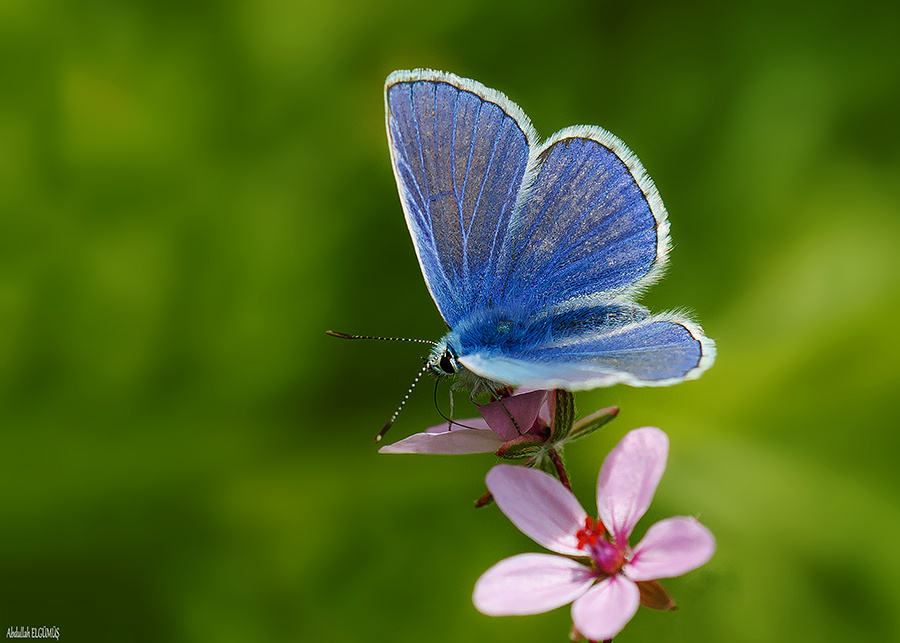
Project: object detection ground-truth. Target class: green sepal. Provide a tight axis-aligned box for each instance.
[496,436,545,460]
[567,406,619,441]
[532,452,557,477]
[550,389,575,442]
[474,491,494,508]
[638,579,677,611]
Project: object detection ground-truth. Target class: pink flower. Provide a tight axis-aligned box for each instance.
[378,390,550,455]
[473,427,715,641]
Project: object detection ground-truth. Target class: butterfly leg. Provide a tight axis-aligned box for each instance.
[481,381,524,435]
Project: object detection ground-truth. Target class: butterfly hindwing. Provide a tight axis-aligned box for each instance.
[459,311,714,390]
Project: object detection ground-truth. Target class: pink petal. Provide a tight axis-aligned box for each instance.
[486,465,587,556]
[424,417,490,434]
[571,574,640,641]
[473,553,595,616]
[378,428,504,454]
[538,390,552,425]
[596,427,668,543]
[478,390,547,440]
[624,516,716,581]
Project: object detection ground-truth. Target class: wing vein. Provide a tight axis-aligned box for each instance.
[486,120,524,302]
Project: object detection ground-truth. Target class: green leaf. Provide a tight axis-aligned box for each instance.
[567,406,619,441]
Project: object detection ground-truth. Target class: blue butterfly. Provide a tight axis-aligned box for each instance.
[384,69,715,394]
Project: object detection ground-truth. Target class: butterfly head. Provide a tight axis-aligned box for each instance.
[426,340,461,379]
[425,332,509,398]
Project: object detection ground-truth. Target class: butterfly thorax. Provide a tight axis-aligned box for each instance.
[427,307,542,384]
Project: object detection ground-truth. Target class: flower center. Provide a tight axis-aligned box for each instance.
[575,516,625,574]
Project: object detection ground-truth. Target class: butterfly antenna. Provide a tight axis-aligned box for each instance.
[326,330,437,346]
[376,361,431,443]
[327,330,440,442]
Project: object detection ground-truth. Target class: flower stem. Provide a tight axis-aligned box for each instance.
[548,448,571,491]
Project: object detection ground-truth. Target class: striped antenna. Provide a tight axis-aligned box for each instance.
[326,330,437,346]
[376,361,431,443]
[326,330,439,442]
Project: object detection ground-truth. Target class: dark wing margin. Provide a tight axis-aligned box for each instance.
[385,70,536,327]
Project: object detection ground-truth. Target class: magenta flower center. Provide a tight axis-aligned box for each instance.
[575,516,626,575]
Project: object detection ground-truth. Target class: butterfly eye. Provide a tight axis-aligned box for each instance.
[439,353,456,374]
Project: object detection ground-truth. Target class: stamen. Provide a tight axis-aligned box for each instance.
[575,516,606,550]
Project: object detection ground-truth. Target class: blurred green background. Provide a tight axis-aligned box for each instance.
[2,0,899,641]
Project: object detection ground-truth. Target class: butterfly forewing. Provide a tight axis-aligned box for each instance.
[493,128,669,315]
[385,71,534,327]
